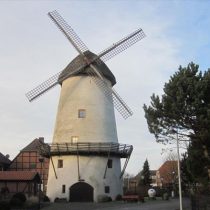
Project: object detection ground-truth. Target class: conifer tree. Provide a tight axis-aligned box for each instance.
[140,159,151,186]
[143,62,210,184]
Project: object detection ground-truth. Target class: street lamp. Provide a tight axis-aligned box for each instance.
[38,157,44,209]
[171,171,175,198]
[176,130,183,210]
[167,129,183,210]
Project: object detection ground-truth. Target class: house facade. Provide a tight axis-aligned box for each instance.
[0,171,41,197]
[8,137,49,194]
[150,170,157,187]
[156,161,177,188]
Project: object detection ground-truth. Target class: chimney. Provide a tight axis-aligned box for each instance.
[39,137,44,143]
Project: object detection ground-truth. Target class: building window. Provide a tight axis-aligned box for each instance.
[71,136,78,144]
[78,109,86,118]
[107,159,112,168]
[29,163,36,169]
[58,159,63,168]
[105,186,110,193]
[62,185,66,193]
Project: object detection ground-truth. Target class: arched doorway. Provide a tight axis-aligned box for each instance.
[69,182,94,202]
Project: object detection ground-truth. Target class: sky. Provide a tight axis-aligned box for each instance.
[0,0,210,176]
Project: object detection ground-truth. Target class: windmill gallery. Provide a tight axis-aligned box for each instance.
[26,10,145,202]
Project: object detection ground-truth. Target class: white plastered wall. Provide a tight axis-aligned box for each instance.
[52,75,118,143]
[47,156,122,202]
[47,75,122,202]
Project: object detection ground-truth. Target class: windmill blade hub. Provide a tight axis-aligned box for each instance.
[58,51,116,86]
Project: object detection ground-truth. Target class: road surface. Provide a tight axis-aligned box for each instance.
[42,198,191,210]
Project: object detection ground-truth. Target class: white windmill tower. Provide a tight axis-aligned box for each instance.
[26,10,145,202]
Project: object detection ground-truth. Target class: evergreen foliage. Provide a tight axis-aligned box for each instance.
[143,62,210,185]
[140,159,151,186]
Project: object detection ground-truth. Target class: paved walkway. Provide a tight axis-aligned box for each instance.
[42,198,191,210]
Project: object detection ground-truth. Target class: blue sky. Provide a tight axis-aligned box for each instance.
[0,0,210,175]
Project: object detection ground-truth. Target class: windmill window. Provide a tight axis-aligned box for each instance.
[78,109,86,118]
[107,159,113,168]
[58,159,63,168]
[71,136,78,144]
[62,185,66,193]
[105,186,110,193]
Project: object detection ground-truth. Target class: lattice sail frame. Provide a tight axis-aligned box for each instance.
[26,10,146,119]
[86,68,133,119]
[48,10,88,54]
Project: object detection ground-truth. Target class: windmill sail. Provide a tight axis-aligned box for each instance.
[26,10,145,119]
[48,10,88,54]
[86,67,133,119]
[26,62,87,102]
[99,28,145,63]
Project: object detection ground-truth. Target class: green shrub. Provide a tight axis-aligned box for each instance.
[54,197,59,203]
[115,194,122,201]
[0,187,9,199]
[0,187,9,194]
[43,195,50,202]
[12,192,26,203]
[107,196,112,202]
[10,197,23,207]
[97,195,112,202]
[54,197,67,203]
[162,192,169,200]
[24,200,40,208]
[0,201,10,210]
[10,192,26,207]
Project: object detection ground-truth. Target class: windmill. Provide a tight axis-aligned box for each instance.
[26,10,145,202]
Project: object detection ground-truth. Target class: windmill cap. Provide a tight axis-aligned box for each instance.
[58,51,116,86]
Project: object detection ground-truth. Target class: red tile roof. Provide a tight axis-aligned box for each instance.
[158,160,177,171]
[157,161,177,184]
[0,171,40,181]
[21,137,45,152]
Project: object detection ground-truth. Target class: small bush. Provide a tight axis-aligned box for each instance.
[12,192,26,203]
[0,201,10,210]
[162,192,169,200]
[115,194,122,201]
[97,194,112,202]
[10,197,23,207]
[0,187,9,199]
[54,197,67,203]
[107,196,112,202]
[54,197,59,203]
[43,195,50,202]
[0,187,9,194]
[24,200,40,208]
[27,195,38,203]
[10,192,26,207]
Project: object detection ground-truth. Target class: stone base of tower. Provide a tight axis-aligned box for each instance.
[46,156,123,202]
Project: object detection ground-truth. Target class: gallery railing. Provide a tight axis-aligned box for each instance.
[38,142,133,158]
